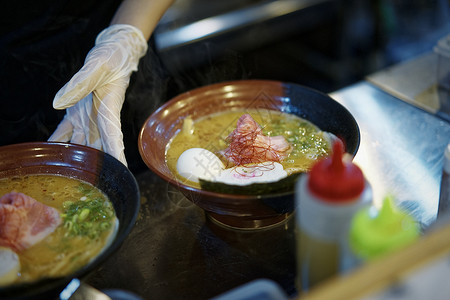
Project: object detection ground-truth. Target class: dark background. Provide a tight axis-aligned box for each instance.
[154,0,450,94]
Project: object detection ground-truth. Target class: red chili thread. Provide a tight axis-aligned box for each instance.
[232,161,277,177]
[220,114,291,171]
[224,130,283,169]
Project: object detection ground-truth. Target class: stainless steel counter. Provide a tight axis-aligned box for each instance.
[85,77,450,299]
[331,82,450,227]
[367,51,450,122]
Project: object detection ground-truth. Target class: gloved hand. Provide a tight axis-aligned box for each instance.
[48,24,148,166]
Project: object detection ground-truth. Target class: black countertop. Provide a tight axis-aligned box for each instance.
[86,168,297,299]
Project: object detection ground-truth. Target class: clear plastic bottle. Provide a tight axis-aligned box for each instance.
[295,140,372,291]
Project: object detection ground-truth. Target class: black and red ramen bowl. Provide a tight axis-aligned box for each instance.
[138,80,359,230]
[0,142,140,300]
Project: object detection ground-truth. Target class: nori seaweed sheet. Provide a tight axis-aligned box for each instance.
[198,173,301,195]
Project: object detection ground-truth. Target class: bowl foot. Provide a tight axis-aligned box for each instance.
[206,212,292,230]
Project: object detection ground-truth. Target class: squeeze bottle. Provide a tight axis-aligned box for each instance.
[348,194,420,266]
[295,140,372,291]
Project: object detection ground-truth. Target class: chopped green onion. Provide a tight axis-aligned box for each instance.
[61,185,115,239]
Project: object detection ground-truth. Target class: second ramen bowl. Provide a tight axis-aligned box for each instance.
[138,80,360,230]
[0,142,140,299]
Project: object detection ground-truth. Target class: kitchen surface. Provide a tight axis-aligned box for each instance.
[85,66,450,300]
[83,1,450,298]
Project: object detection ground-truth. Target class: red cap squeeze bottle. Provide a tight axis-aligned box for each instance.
[308,140,365,202]
[295,139,372,291]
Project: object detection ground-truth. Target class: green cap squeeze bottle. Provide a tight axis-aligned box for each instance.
[349,195,420,263]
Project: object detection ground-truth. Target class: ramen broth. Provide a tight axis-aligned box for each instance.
[0,175,117,284]
[166,109,332,187]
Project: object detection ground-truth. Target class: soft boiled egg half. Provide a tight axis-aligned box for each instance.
[176,148,225,183]
[176,148,288,185]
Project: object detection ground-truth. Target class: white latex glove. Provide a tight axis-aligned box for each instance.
[48,24,148,166]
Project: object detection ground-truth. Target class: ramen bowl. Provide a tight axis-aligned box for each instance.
[0,142,140,300]
[138,80,359,230]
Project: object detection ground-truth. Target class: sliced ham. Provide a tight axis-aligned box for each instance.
[220,114,292,166]
[0,192,61,252]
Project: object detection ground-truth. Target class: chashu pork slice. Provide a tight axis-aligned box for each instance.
[0,192,61,252]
